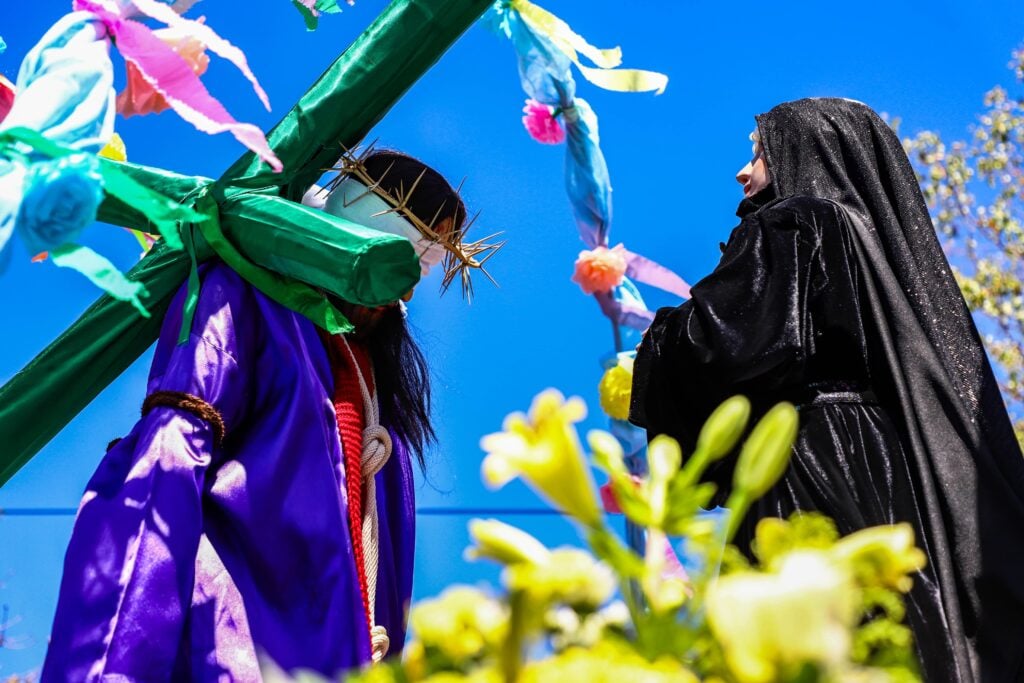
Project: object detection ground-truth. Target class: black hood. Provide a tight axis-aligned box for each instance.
[756,98,1013,443]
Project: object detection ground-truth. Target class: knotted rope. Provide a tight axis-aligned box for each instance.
[339,336,393,663]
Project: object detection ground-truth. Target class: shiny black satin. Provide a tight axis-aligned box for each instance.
[631,98,1024,682]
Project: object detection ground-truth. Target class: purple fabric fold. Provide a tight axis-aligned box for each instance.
[42,262,416,682]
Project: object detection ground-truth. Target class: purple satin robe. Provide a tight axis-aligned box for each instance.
[41,263,416,682]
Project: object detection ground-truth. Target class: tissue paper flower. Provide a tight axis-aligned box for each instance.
[16,154,103,256]
[572,244,628,295]
[522,99,565,144]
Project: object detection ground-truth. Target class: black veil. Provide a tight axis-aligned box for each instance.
[756,98,1024,680]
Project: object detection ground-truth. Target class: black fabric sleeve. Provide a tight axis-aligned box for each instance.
[629,199,828,450]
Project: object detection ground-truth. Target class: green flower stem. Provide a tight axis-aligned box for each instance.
[501,590,528,683]
[585,526,645,629]
[676,445,712,489]
[722,490,751,544]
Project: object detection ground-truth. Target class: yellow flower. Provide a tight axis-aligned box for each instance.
[422,670,502,683]
[505,547,615,609]
[520,640,698,683]
[829,523,927,593]
[409,586,508,665]
[481,390,603,526]
[751,513,841,569]
[598,355,634,420]
[707,551,858,683]
[466,519,550,566]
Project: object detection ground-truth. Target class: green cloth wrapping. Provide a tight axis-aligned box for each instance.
[218,190,420,307]
[0,0,492,487]
[95,160,209,237]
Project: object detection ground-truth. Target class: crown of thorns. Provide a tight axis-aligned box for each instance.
[326,143,504,300]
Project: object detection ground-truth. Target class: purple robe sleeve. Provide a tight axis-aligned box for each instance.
[43,264,257,683]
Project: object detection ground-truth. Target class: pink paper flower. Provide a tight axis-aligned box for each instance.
[572,244,629,295]
[117,27,210,117]
[522,99,565,144]
[0,75,15,124]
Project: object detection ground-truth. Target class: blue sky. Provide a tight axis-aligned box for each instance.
[2,0,1024,675]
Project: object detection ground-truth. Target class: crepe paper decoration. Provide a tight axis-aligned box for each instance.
[16,154,104,257]
[97,132,161,257]
[598,354,633,421]
[0,12,114,154]
[492,3,612,249]
[496,0,665,561]
[510,0,668,95]
[662,535,691,584]
[0,127,206,311]
[2,127,196,251]
[22,150,104,267]
[70,0,281,171]
[117,25,210,117]
[522,98,564,144]
[595,287,655,330]
[292,0,356,31]
[0,0,493,489]
[0,76,14,124]
[599,474,641,514]
[128,228,159,254]
[0,12,114,271]
[128,0,270,111]
[98,132,127,162]
[493,1,686,333]
[624,248,691,300]
[51,243,150,315]
[572,243,628,295]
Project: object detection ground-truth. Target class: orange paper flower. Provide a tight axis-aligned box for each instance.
[117,27,210,117]
[572,244,628,295]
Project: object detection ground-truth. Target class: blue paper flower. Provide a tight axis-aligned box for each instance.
[16,153,103,256]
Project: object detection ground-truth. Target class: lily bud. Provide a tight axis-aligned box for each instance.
[696,395,752,462]
[466,518,551,566]
[733,402,798,501]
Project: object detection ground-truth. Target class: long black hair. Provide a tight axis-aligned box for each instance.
[360,150,467,467]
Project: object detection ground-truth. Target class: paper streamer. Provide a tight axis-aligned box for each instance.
[495,2,687,335]
[72,0,282,172]
[512,0,668,95]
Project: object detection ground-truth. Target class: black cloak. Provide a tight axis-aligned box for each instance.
[630,98,1024,681]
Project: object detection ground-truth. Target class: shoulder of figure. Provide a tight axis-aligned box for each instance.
[757,193,843,223]
[195,261,256,305]
[756,194,847,233]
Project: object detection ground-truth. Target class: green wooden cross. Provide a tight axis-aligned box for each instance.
[0,0,493,487]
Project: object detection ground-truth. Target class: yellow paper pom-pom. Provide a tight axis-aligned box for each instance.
[99,133,127,162]
[598,356,634,421]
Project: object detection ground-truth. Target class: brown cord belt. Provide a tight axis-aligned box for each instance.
[141,390,226,447]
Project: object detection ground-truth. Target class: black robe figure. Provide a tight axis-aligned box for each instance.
[630,98,1024,681]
